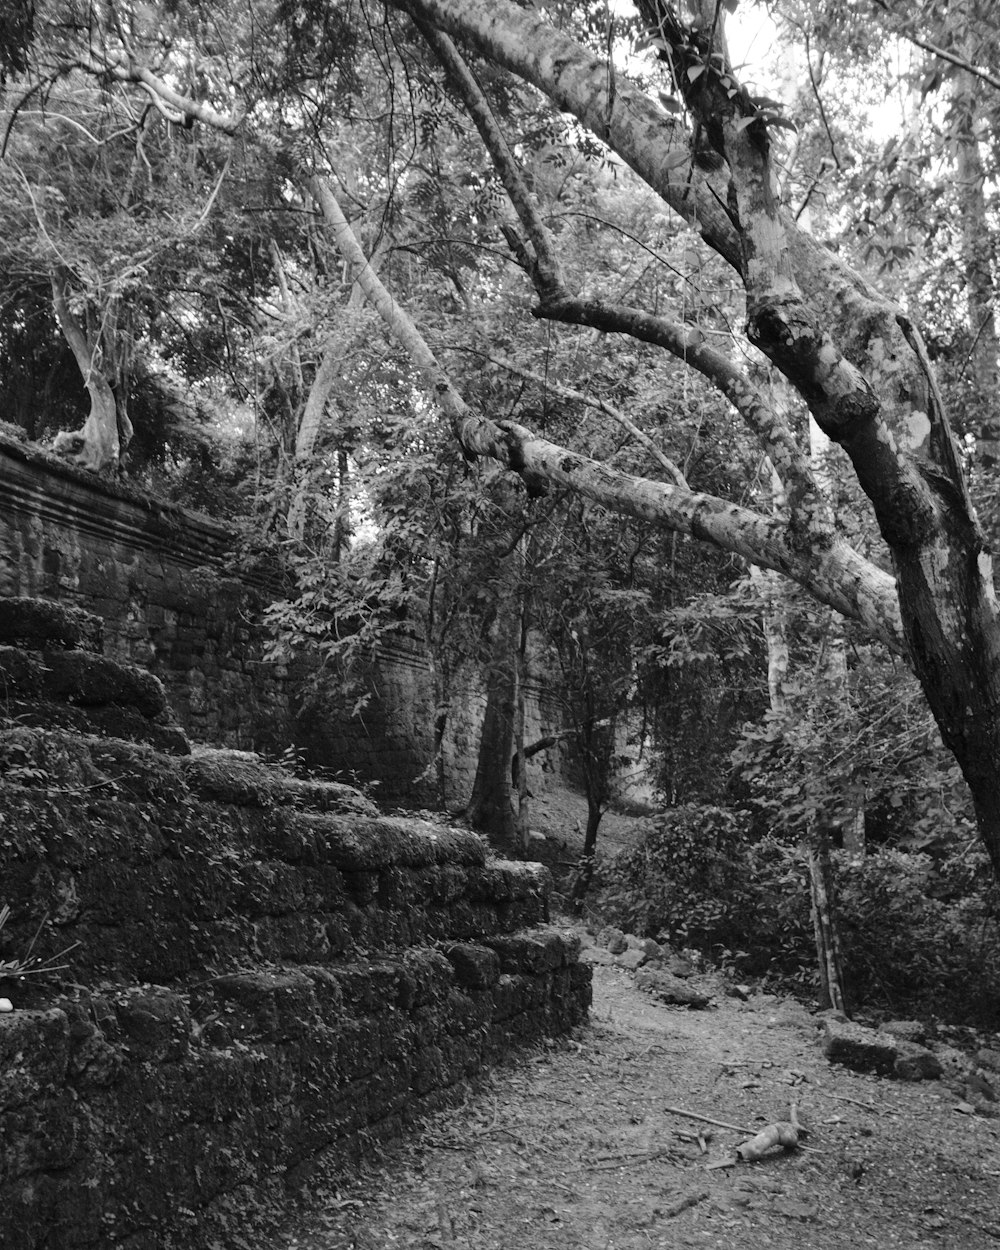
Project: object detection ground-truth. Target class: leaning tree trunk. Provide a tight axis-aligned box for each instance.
[312,7,1000,876]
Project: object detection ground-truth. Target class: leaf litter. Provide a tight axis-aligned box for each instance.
[278,924,1000,1250]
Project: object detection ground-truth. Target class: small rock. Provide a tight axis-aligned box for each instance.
[822,1019,896,1076]
[893,1040,943,1082]
[579,945,616,966]
[881,1019,927,1045]
[934,1044,971,1079]
[634,967,711,1008]
[665,953,696,978]
[0,998,12,1013]
[966,1072,997,1102]
[599,926,628,955]
[614,948,647,971]
[976,1047,1000,1074]
[773,1197,819,1222]
[814,1007,850,1025]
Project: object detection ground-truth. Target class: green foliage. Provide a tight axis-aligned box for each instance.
[835,848,1000,1023]
[596,804,1000,1027]
[263,547,411,715]
[0,903,78,982]
[730,649,976,851]
[594,804,755,947]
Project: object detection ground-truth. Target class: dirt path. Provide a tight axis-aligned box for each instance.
[279,926,1000,1250]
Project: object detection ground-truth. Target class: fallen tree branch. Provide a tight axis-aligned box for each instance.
[664,1106,757,1135]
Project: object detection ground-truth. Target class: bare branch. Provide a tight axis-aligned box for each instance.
[871,0,1000,93]
[453,347,689,486]
[311,162,903,652]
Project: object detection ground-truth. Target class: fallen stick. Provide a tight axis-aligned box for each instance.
[666,1106,823,1157]
[820,1091,880,1113]
[574,1147,677,1172]
[664,1106,756,1135]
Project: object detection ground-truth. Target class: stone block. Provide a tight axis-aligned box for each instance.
[114,989,191,1062]
[444,943,501,989]
[976,1047,1000,1073]
[0,596,103,653]
[598,925,628,954]
[209,969,319,1043]
[893,1040,943,1081]
[41,650,168,719]
[822,1019,897,1075]
[0,1010,71,1110]
[634,967,711,1008]
[881,1019,927,1045]
[0,645,44,696]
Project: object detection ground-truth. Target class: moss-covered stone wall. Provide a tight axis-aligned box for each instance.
[0,598,591,1248]
[0,430,563,806]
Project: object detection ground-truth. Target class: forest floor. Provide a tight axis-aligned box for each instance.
[273,789,1000,1250]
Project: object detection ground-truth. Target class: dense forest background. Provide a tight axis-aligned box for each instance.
[1,0,999,1023]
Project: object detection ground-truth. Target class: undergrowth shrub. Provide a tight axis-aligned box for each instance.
[836,848,1000,1025]
[595,805,1000,1027]
[594,805,757,949]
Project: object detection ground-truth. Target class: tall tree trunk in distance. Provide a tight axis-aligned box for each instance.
[805,420,852,1008]
[753,443,851,1010]
[810,419,866,854]
[287,230,387,542]
[570,747,606,907]
[512,580,531,859]
[750,456,792,713]
[466,596,520,850]
[808,837,848,1014]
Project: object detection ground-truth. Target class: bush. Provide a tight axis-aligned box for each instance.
[594,804,756,948]
[595,804,1000,1027]
[836,848,1000,1024]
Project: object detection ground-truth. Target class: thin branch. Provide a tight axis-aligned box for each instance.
[803,32,841,171]
[310,164,903,653]
[414,18,564,297]
[870,0,1000,93]
[451,346,689,486]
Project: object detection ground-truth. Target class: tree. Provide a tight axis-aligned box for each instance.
[11,0,1000,876]
[368,0,1000,876]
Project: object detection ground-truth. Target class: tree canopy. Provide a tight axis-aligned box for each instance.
[3,0,1000,870]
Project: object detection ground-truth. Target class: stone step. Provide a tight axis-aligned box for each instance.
[0,595,103,653]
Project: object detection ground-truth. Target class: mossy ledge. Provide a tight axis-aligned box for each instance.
[0,597,591,1249]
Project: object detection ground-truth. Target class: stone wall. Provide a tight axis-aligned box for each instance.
[0,598,591,1248]
[0,429,563,806]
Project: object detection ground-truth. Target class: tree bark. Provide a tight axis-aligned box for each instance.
[465,596,520,849]
[50,274,126,472]
[364,0,1000,874]
[808,837,848,1015]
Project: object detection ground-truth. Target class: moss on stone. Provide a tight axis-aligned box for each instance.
[0,596,103,653]
[41,650,168,718]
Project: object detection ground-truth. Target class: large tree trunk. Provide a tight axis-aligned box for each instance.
[325,0,1000,875]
